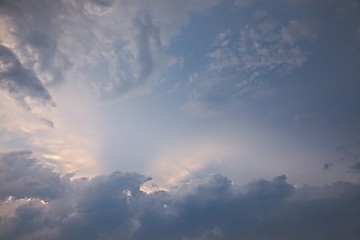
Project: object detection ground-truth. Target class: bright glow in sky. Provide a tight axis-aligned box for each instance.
[1,0,360,239]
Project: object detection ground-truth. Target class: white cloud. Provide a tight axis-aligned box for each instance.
[0,0,223,102]
[184,16,317,116]
[237,18,317,75]
[0,0,225,175]
[148,141,231,189]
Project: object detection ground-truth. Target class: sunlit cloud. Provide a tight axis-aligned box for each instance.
[149,141,231,189]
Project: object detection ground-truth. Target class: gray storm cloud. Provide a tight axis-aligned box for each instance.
[0,151,359,240]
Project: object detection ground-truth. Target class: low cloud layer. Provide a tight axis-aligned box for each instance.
[1,151,359,240]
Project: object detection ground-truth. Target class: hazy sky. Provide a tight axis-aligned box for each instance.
[1,0,360,239]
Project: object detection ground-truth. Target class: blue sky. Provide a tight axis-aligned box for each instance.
[0,0,360,239]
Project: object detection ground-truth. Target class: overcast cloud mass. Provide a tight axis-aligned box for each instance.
[1,0,360,239]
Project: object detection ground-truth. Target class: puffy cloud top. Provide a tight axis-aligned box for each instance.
[1,151,359,240]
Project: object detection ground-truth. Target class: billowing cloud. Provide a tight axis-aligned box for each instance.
[0,151,69,201]
[1,151,359,239]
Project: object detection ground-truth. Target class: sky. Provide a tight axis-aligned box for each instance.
[0,0,360,239]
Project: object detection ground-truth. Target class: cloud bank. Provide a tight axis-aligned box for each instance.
[1,151,359,240]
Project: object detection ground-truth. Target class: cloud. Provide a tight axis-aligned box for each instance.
[0,0,224,176]
[84,0,117,16]
[322,163,332,170]
[350,162,360,173]
[185,17,317,116]
[237,19,317,73]
[1,150,360,239]
[147,140,232,189]
[336,143,360,162]
[0,150,67,200]
[325,142,360,171]
[0,0,223,103]
[185,0,360,117]
[0,0,69,85]
[0,45,55,111]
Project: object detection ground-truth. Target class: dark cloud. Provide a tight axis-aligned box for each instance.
[327,142,360,171]
[0,0,69,85]
[1,151,360,239]
[0,45,55,110]
[0,150,66,200]
[350,162,360,172]
[39,118,55,128]
[337,142,360,161]
[322,162,332,170]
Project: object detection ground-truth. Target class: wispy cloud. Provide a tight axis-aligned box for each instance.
[185,17,317,116]
[0,0,224,175]
[0,45,55,111]
[0,0,223,103]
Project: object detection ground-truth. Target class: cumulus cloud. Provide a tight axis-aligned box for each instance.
[0,151,67,200]
[1,151,360,239]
